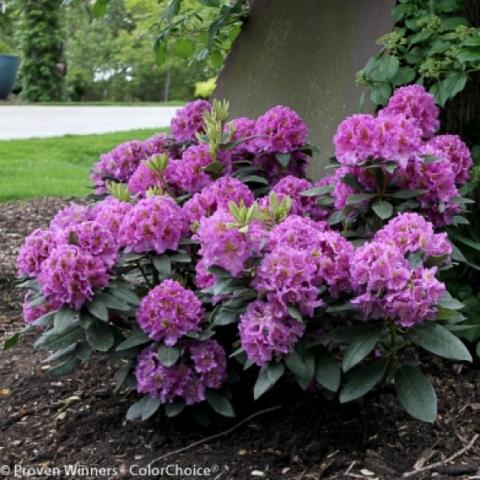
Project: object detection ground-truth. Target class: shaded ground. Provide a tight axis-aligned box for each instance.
[1,199,479,480]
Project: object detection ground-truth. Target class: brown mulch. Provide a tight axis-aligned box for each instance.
[0,198,479,480]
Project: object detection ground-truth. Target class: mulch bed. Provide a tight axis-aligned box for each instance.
[0,198,479,480]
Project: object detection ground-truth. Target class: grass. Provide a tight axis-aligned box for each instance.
[0,129,164,202]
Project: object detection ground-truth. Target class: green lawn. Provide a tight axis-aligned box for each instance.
[0,129,163,202]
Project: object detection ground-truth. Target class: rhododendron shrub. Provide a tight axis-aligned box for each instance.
[12,94,473,424]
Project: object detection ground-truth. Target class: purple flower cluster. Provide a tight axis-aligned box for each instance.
[50,203,91,231]
[91,140,149,191]
[171,100,211,143]
[255,106,308,153]
[350,216,447,327]
[183,176,254,224]
[374,213,452,260]
[380,84,439,138]
[239,300,305,366]
[174,144,231,194]
[195,209,254,277]
[119,196,187,254]
[58,221,118,269]
[334,113,422,168]
[226,117,257,155]
[135,339,226,405]
[91,196,132,235]
[261,176,328,220]
[136,280,204,345]
[17,229,57,277]
[38,245,109,310]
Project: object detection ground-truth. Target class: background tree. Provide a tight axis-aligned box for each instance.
[17,0,66,101]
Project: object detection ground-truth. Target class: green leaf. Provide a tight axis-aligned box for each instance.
[339,358,388,403]
[35,326,84,351]
[165,399,185,418]
[457,47,480,63]
[328,210,345,226]
[86,321,114,352]
[370,83,392,106]
[391,189,425,199]
[284,350,307,379]
[86,299,109,322]
[126,397,150,421]
[157,344,180,367]
[275,153,291,168]
[407,250,425,269]
[371,56,400,81]
[155,43,167,66]
[372,200,393,220]
[116,331,150,351]
[48,356,80,377]
[301,185,334,197]
[108,284,140,306]
[114,363,132,393]
[54,307,78,333]
[206,390,235,417]
[315,347,341,392]
[153,255,171,276]
[141,397,162,420]
[408,323,472,362]
[254,363,285,400]
[442,72,468,100]
[394,365,437,423]
[342,325,384,372]
[346,193,376,206]
[93,0,109,17]
[95,292,130,311]
[392,66,416,86]
[213,308,240,326]
[437,293,464,310]
[173,38,195,59]
[4,332,20,351]
[287,305,303,323]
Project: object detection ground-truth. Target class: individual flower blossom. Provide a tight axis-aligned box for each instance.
[183,176,254,223]
[58,221,118,269]
[22,294,61,326]
[253,246,322,317]
[261,175,328,220]
[267,215,327,252]
[127,161,162,196]
[195,209,253,277]
[333,114,378,166]
[144,132,170,156]
[253,151,308,184]
[350,240,445,327]
[135,346,204,405]
[406,156,460,227]
[374,113,423,168]
[91,140,150,191]
[17,229,57,277]
[422,134,472,185]
[226,117,258,156]
[175,144,232,194]
[188,340,227,389]
[255,106,308,153]
[239,300,305,366]
[136,279,203,345]
[50,203,91,231]
[380,84,439,138]
[91,196,132,236]
[38,245,109,310]
[194,258,215,289]
[171,100,211,143]
[374,213,452,261]
[119,196,187,254]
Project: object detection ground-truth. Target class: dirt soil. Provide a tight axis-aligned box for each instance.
[0,199,479,480]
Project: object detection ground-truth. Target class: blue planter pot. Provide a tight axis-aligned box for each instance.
[0,54,20,100]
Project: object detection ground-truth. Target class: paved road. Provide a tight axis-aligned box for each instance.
[0,106,180,140]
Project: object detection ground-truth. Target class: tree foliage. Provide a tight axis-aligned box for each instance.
[16,0,66,101]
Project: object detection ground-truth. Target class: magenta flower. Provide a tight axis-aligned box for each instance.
[380,85,439,138]
[226,117,258,156]
[22,294,61,326]
[171,100,211,143]
[38,245,109,310]
[255,106,308,153]
[239,300,305,366]
[119,196,187,254]
[50,203,92,231]
[136,279,204,345]
[17,229,57,277]
[92,196,132,236]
